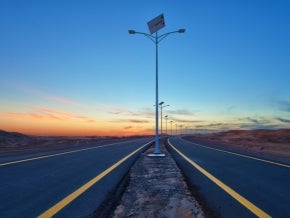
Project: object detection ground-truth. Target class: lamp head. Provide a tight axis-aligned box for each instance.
[159,101,164,105]
[178,29,185,33]
[128,30,136,34]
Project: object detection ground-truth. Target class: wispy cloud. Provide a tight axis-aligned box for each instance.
[108,107,139,116]
[195,123,227,129]
[171,118,203,124]
[47,96,87,108]
[97,104,140,116]
[4,107,96,123]
[97,104,155,119]
[111,119,150,124]
[242,117,260,124]
[276,117,290,123]
[168,109,196,116]
[234,116,287,130]
[129,119,150,123]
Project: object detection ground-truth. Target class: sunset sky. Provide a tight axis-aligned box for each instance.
[1,0,290,136]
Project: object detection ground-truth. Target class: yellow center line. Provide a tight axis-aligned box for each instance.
[168,139,271,218]
[181,138,290,168]
[38,140,152,218]
[0,140,144,167]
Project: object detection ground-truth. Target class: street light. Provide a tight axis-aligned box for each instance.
[129,14,185,156]
[159,101,169,135]
[164,115,168,135]
[170,120,173,136]
[180,125,183,135]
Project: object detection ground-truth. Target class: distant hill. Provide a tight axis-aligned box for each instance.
[0,130,30,147]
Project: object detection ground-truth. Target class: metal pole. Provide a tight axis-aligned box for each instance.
[128,25,185,156]
[154,31,160,154]
[170,121,173,136]
[160,105,163,135]
[165,115,168,135]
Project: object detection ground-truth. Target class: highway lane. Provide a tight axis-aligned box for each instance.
[0,137,153,217]
[167,137,290,218]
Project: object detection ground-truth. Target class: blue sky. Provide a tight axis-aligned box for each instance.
[0,0,289,135]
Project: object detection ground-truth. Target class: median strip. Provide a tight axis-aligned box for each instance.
[38,141,152,218]
[168,139,271,218]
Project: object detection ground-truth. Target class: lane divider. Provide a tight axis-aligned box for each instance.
[0,139,149,167]
[181,138,290,168]
[38,140,153,218]
[168,139,271,218]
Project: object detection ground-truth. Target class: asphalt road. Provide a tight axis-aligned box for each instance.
[0,137,153,217]
[167,136,290,218]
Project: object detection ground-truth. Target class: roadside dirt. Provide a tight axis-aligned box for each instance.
[185,129,290,158]
[112,141,205,218]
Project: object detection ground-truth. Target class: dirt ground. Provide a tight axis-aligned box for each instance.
[112,141,204,218]
[185,129,290,158]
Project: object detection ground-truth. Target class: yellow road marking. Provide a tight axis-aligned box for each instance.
[0,139,147,167]
[38,141,152,218]
[168,139,271,218]
[182,138,290,168]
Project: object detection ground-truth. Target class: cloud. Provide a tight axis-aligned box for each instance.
[47,96,87,108]
[139,108,155,118]
[111,119,149,124]
[168,109,196,116]
[239,124,280,130]
[4,107,96,123]
[107,105,139,116]
[276,117,290,123]
[129,119,150,123]
[171,118,203,124]
[195,123,227,128]
[244,117,259,123]
[98,104,155,119]
[124,126,132,129]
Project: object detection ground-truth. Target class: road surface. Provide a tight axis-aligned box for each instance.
[0,137,153,217]
[167,136,290,218]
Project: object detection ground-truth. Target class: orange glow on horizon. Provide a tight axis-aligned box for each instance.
[0,112,154,136]
[0,106,156,136]
[0,124,155,137]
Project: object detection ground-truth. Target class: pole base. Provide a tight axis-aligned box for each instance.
[147,153,165,157]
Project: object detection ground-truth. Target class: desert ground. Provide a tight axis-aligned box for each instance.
[184,129,290,160]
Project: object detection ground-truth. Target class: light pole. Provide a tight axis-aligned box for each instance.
[164,115,168,135]
[159,101,169,135]
[129,14,185,155]
[170,120,173,136]
[175,123,178,135]
[180,125,183,135]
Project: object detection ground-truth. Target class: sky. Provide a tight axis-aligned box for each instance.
[0,0,290,136]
